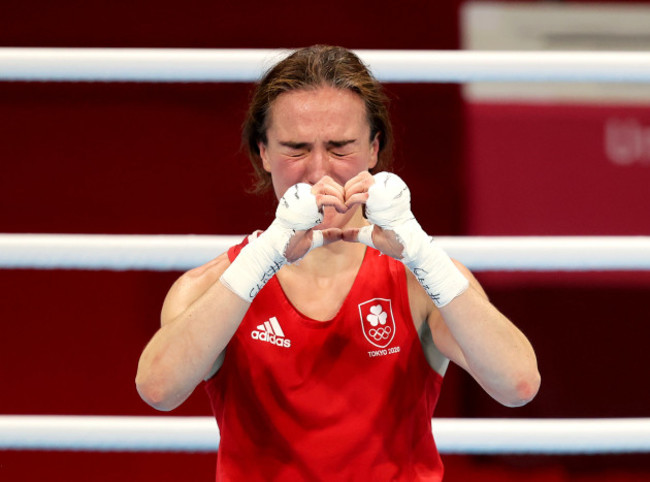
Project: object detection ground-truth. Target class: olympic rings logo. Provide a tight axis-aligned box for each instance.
[368,326,392,341]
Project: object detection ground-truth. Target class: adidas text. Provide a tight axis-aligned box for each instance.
[251,317,291,348]
[251,330,291,348]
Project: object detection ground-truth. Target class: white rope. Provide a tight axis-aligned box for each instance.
[1,234,649,272]
[442,236,650,271]
[0,234,242,271]
[1,416,649,454]
[3,48,650,83]
[0,416,219,452]
[434,418,650,454]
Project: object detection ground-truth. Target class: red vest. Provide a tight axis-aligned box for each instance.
[205,239,444,481]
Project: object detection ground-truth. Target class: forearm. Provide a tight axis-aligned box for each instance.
[361,172,539,406]
[440,287,540,407]
[136,282,249,411]
[137,183,324,411]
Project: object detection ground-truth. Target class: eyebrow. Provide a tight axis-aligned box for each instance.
[279,141,309,150]
[279,139,357,149]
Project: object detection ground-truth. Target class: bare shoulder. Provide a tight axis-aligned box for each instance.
[160,253,231,326]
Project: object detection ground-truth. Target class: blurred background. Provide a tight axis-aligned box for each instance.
[1,0,649,480]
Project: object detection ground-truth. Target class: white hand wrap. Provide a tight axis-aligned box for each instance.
[357,224,375,249]
[220,183,323,302]
[310,229,324,250]
[366,172,469,308]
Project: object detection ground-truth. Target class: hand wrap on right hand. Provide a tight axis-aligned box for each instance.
[220,183,323,302]
[365,172,469,308]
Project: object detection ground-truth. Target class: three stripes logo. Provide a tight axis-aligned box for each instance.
[251,316,291,348]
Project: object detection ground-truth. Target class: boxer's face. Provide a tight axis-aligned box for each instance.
[259,86,379,202]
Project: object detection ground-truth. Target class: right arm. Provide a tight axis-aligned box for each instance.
[136,253,250,411]
[136,180,342,412]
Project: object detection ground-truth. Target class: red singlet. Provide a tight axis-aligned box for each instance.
[205,238,445,481]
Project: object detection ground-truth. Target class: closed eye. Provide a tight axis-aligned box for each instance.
[328,139,355,149]
[328,139,356,158]
[283,148,307,158]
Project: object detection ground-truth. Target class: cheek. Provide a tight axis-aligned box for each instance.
[273,159,305,179]
[269,160,306,197]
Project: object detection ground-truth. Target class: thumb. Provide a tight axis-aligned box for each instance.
[309,228,344,250]
[285,228,343,263]
[341,225,375,248]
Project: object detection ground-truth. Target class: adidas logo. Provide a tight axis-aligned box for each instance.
[251,317,291,348]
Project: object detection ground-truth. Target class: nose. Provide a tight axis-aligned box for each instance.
[305,147,329,185]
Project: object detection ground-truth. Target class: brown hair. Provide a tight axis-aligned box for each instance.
[242,45,394,193]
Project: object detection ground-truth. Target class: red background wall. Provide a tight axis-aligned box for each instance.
[1,1,648,481]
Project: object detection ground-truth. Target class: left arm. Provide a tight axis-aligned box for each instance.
[344,170,540,407]
[423,262,540,407]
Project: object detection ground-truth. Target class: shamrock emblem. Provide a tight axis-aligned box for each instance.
[366,304,388,327]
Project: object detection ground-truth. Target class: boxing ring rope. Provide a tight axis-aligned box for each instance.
[2,416,649,454]
[1,234,650,271]
[3,49,650,456]
[2,235,649,453]
[3,48,650,83]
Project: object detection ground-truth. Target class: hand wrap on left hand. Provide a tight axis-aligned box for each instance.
[365,172,469,308]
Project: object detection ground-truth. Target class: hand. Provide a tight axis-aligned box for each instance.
[282,173,400,261]
[348,171,469,307]
[281,172,410,261]
[220,182,341,301]
[278,180,344,262]
[339,171,409,259]
[311,175,348,213]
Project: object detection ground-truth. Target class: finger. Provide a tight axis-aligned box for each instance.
[314,193,348,213]
[344,191,369,209]
[319,228,344,246]
[304,229,344,252]
[341,225,375,249]
[286,228,344,263]
[283,230,313,263]
[310,230,324,250]
[312,177,348,213]
[344,172,375,206]
[356,225,375,248]
[312,181,345,199]
[341,228,359,243]
[344,170,373,189]
[312,175,345,198]
[344,171,373,194]
[285,228,342,262]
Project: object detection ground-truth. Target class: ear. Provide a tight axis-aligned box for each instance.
[368,133,380,170]
[259,141,272,173]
